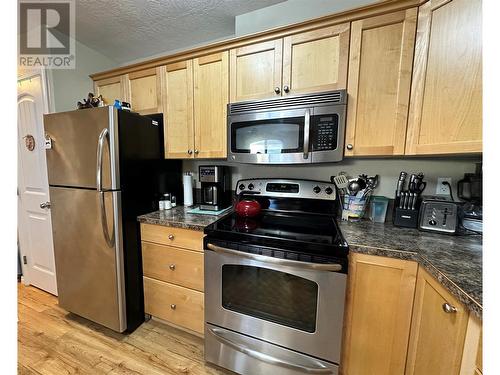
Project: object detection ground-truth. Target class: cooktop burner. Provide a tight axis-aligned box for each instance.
[204,178,349,268]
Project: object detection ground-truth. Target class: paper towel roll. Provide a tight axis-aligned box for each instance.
[183,173,194,207]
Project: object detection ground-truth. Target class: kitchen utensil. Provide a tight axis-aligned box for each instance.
[356,176,367,190]
[411,192,418,210]
[367,175,379,189]
[348,179,362,196]
[235,191,261,217]
[396,171,407,197]
[399,192,405,209]
[332,174,349,194]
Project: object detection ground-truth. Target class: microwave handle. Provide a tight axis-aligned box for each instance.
[303,109,310,159]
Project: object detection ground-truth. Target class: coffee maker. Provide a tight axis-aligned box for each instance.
[457,162,482,233]
[199,166,232,211]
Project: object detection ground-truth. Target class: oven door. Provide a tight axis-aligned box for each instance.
[228,108,312,164]
[204,243,347,364]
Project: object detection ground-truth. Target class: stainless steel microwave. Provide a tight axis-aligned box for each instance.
[227,90,346,164]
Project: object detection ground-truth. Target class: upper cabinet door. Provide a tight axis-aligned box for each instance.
[125,67,162,115]
[94,76,125,105]
[405,267,469,375]
[406,0,482,155]
[193,52,229,159]
[282,24,350,96]
[163,61,194,159]
[345,9,417,156]
[229,39,283,102]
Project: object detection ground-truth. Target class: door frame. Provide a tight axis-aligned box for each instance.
[17,68,54,286]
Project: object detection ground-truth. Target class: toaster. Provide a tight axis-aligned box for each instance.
[418,196,458,234]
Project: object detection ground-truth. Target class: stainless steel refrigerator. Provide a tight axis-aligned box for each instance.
[44,107,181,332]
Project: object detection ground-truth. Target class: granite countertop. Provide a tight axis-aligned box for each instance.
[339,221,482,318]
[138,207,482,318]
[137,205,230,231]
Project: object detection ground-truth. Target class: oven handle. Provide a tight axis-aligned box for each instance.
[206,243,342,272]
[207,327,334,374]
[303,108,310,159]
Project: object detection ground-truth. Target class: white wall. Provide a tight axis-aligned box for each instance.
[183,157,481,199]
[50,39,116,112]
[235,0,380,36]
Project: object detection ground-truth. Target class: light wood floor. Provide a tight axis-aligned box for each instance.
[18,283,231,374]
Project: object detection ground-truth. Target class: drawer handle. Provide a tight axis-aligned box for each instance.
[168,234,174,240]
[170,304,176,310]
[442,303,457,313]
[169,264,176,271]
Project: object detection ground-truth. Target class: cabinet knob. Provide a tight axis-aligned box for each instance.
[168,234,174,240]
[274,87,281,94]
[194,149,199,155]
[169,264,176,271]
[283,85,290,93]
[187,149,193,155]
[346,144,353,150]
[442,303,457,313]
[170,304,176,310]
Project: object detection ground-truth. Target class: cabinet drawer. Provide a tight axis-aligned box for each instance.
[143,276,204,334]
[142,242,204,291]
[140,223,204,251]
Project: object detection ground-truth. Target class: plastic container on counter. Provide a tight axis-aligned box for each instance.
[369,196,390,223]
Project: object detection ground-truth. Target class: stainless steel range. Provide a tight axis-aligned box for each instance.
[204,178,349,375]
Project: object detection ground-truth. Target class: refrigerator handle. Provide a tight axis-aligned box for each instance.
[97,128,115,248]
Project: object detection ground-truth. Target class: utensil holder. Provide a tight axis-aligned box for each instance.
[393,195,421,228]
[341,194,370,221]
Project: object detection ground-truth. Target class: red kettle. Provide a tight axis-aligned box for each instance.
[235,191,261,218]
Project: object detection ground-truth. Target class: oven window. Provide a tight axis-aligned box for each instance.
[231,117,304,154]
[221,265,318,332]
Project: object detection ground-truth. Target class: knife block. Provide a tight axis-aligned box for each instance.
[393,195,421,228]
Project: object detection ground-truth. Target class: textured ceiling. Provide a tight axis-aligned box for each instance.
[75,0,285,64]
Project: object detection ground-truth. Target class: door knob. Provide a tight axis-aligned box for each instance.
[40,202,51,209]
[283,85,290,93]
[442,303,457,313]
[346,144,353,150]
[274,87,281,94]
[169,264,176,270]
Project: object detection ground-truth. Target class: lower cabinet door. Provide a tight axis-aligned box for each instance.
[405,267,469,375]
[341,253,418,375]
[143,276,204,334]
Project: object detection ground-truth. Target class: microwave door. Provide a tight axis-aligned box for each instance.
[228,109,312,164]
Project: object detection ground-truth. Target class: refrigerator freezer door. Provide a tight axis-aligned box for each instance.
[50,186,126,332]
[44,107,119,190]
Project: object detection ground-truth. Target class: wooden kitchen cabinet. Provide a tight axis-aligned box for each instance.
[405,267,469,375]
[229,24,349,102]
[94,76,126,105]
[406,0,482,155]
[460,314,482,375]
[193,52,229,158]
[229,39,283,102]
[282,24,350,96]
[163,52,228,159]
[125,67,162,115]
[345,9,417,156]
[140,223,205,335]
[341,253,418,375]
[163,60,195,159]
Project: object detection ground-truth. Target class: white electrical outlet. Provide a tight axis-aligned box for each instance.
[436,177,452,195]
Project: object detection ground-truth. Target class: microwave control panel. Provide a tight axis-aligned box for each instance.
[310,114,339,151]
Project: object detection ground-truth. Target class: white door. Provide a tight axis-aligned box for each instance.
[18,73,57,295]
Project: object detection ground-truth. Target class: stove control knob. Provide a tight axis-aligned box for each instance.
[248,183,254,190]
[325,187,333,195]
[239,184,245,191]
[313,186,321,194]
